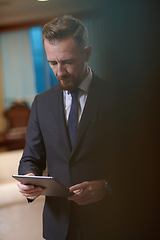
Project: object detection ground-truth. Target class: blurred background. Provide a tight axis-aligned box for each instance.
[0,0,159,239]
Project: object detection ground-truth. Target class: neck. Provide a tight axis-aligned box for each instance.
[82,66,89,81]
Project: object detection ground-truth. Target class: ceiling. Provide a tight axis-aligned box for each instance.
[0,0,107,31]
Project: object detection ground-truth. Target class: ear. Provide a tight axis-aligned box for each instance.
[84,46,92,62]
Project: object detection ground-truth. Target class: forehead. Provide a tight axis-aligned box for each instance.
[44,37,82,60]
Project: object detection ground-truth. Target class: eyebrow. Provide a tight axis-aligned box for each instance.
[48,58,75,63]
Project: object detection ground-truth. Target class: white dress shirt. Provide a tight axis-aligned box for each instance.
[63,67,93,125]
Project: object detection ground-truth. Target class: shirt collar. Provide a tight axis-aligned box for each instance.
[78,66,92,93]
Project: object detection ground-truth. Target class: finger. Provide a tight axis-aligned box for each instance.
[72,195,93,205]
[19,186,44,194]
[73,189,83,194]
[24,193,41,200]
[20,188,45,199]
[73,191,105,205]
[26,173,35,176]
[68,189,88,201]
[69,182,88,192]
[17,182,35,191]
[22,190,43,197]
[73,191,101,205]
[68,190,82,200]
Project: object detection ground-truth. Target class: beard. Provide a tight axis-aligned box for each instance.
[57,76,74,91]
[56,67,87,92]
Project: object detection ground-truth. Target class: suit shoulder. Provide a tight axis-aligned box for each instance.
[37,84,59,98]
[92,73,115,94]
[31,84,61,110]
[33,84,61,104]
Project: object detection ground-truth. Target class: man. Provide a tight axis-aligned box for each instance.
[17,15,120,240]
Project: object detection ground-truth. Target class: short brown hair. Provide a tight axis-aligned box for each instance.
[42,15,89,49]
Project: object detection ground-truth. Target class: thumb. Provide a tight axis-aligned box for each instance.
[69,182,87,192]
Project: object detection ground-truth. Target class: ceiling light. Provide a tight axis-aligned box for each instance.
[38,0,49,2]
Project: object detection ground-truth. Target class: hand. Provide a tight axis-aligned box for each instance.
[17,173,45,200]
[68,180,107,205]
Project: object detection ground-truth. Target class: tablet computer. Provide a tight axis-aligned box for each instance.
[12,175,73,197]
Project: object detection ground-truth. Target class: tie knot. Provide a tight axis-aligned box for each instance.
[70,88,79,97]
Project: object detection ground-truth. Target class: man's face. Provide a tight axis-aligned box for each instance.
[44,37,91,91]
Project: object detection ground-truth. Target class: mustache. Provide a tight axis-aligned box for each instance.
[56,75,69,81]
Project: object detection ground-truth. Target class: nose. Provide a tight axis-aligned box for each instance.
[57,63,66,77]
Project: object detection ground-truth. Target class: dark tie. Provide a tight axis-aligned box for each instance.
[68,88,79,147]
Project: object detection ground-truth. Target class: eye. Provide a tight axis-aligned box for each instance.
[64,60,74,65]
[49,61,57,66]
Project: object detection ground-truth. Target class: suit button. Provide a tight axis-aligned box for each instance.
[70,162,75,167]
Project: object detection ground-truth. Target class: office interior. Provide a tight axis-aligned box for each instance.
[0,1,159,240]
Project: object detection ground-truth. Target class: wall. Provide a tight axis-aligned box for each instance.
[0,51,5,131]
[104,1,160,239]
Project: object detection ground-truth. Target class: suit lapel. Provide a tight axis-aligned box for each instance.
[71,74,106,154]
[50,86,71,152]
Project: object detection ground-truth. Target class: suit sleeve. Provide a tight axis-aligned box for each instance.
[18,96,46,176]
[100,86,122,193]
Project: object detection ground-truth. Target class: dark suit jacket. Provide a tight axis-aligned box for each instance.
[18,73,121,240]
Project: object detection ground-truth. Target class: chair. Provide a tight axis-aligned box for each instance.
[0,101,31,151]
[4,101,30,129]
